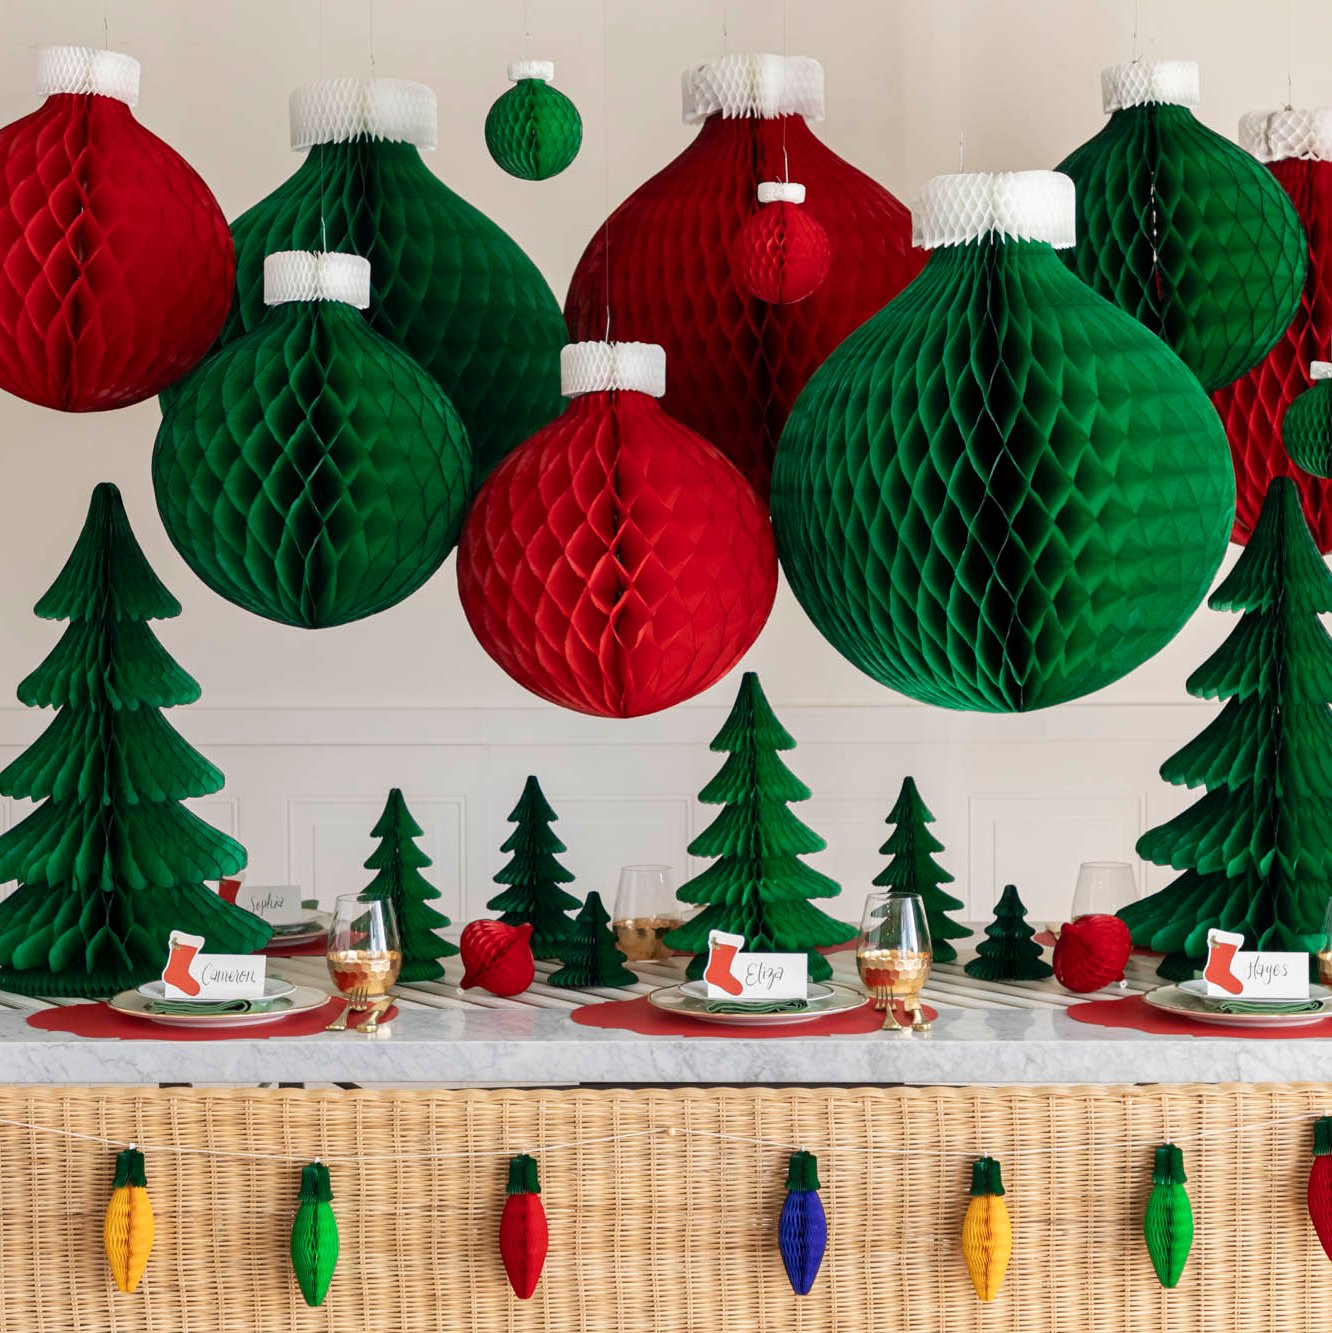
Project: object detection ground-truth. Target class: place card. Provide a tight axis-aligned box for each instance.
[162,930,267,1000]
[230,882,302,924]
[703,929,809,1001]
[1204,928,1309,1000]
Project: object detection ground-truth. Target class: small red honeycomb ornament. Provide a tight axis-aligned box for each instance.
[731,181,830,305]
[460,920,536,997]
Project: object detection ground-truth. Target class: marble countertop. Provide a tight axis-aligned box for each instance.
[0,952,1325,1086]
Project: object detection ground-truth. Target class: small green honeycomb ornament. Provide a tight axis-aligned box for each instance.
[485,60,582,181]
[1284,362,1332,479]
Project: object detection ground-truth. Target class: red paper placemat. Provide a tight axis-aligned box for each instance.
[261,937,328,958]
[26,998,396,1041]
[571,994,936,1038]
[1067,994,1332,1039]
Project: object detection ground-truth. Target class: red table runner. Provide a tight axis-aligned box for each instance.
[27,998,396,1041]
[1067,993,1332,1039]
[571,994,936,1038]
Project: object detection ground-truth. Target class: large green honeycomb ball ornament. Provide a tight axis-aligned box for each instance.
[771,171,1235,713]
[1284,362,1332,478]
[153,252,473,629]
[209,78,564,479]
[1057,60,1306,393]
[485,60,582,181]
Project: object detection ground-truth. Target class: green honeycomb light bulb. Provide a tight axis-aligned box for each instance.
[153,251,473,629]
[1057,59,1306,392]
[1284,361,1332,479]
[485,60,582,181]
[772,170,1235,713]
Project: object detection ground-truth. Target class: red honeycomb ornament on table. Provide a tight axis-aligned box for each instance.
[1053,914,1133,993]
[459,920,536,996]
[0,47,233,411]
[565,53,923,496]
[1212,108,1332,551]
[731,181,831,304]
[458,341,778,717]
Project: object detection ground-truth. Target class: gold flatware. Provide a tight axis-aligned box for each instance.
[356,996,392,1035]
[324,984,369,1032]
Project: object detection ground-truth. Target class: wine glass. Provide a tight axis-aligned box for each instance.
[612,865,681,963]
[1071,861,1139,919]
[1317,894,1332,987]
[326,894,401,1029]
[857,891,933,1035]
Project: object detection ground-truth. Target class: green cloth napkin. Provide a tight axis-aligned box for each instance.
[147,996,289,1015]
[1214,998,1324,1015]
[703,998,811,1015]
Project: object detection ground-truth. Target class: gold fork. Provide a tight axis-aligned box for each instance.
[325,984,369,1032]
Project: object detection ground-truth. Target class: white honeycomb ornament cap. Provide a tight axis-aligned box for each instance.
[758,181,806,204]
[1101,60,1199,111]
[561,342,667,398]
[682,54,824,124]
[290,78,437,150]
[508,60,555,83]
[37,46,140,105]
[263,252,372,308]
[912,172,1077,250]
[1241,108,1332,162]
[1312,362,1332,382]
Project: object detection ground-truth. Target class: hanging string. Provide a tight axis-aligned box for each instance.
[722,0,729,56]
[1286,0,1294,109]
[369,0,376,79]
[780,0,789,182]
[524,0,532,60]
[318,0,328,254]
[0,1109,1322,1167]
[102,0,109,50]
[1132,0,1140,61]
[601,0,612,339]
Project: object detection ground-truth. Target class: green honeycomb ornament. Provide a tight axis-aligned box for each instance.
[153,252,473,629]
[485,60,582,181]
[1057,60,1306,392]
[206,77,564,479]
[771,171,1235,713]
[1284,362,1332,478]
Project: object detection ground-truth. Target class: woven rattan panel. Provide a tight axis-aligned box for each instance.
[0,1082,1326,1331]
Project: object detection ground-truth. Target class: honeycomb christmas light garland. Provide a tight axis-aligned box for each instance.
[485,61,582,180]
[1057,60,1306,393]
[211,77,565,478]
[458,342,777,718]
[153,251,473,629]
[0,46,234,411]
[1214,108,1332,547]
[771,170,1235,712]
[565,53,924,494]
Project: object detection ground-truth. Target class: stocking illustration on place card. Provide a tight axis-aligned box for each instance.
[161,930,266,1000]
[703,930,809,1001]
[1203,928,1309,1000]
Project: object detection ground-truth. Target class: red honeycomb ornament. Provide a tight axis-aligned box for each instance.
[0,47,233,411]
[731,181,831,304]
[1052,914,1132,993]
[565,54,923,496]
[459,920,536,996]
[458,342,778,718]
[1212,109,1332,551]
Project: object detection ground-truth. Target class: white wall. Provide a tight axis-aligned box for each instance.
[0,0,1324,927]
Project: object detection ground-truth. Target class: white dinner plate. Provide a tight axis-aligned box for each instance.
[648,982,866,1025]
[1144,984,1332,1029]
[1177,978,1330,1007]
[136,976,296,1002]
[109,984,329,1029]
[678,979,836,1005]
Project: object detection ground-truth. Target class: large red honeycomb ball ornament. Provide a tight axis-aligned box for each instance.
[731,181,831,304]
[458,342,777,717]
[565,54,923,496]
[1053,914,1132,993]
[459,920,535,997]
[0,47,233,411]
[1212,108,1332,551]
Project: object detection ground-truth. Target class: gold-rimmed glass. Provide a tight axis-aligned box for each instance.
[857,891,933,1033]
[612,864,681,963]
[326,894,401,1013]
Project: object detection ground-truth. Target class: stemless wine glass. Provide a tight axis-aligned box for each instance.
[326,894,402,1019]
[857,891,933,1035]
[612,865,681,963]
[1071,861,1139,919]
[1318,894,1332,987]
